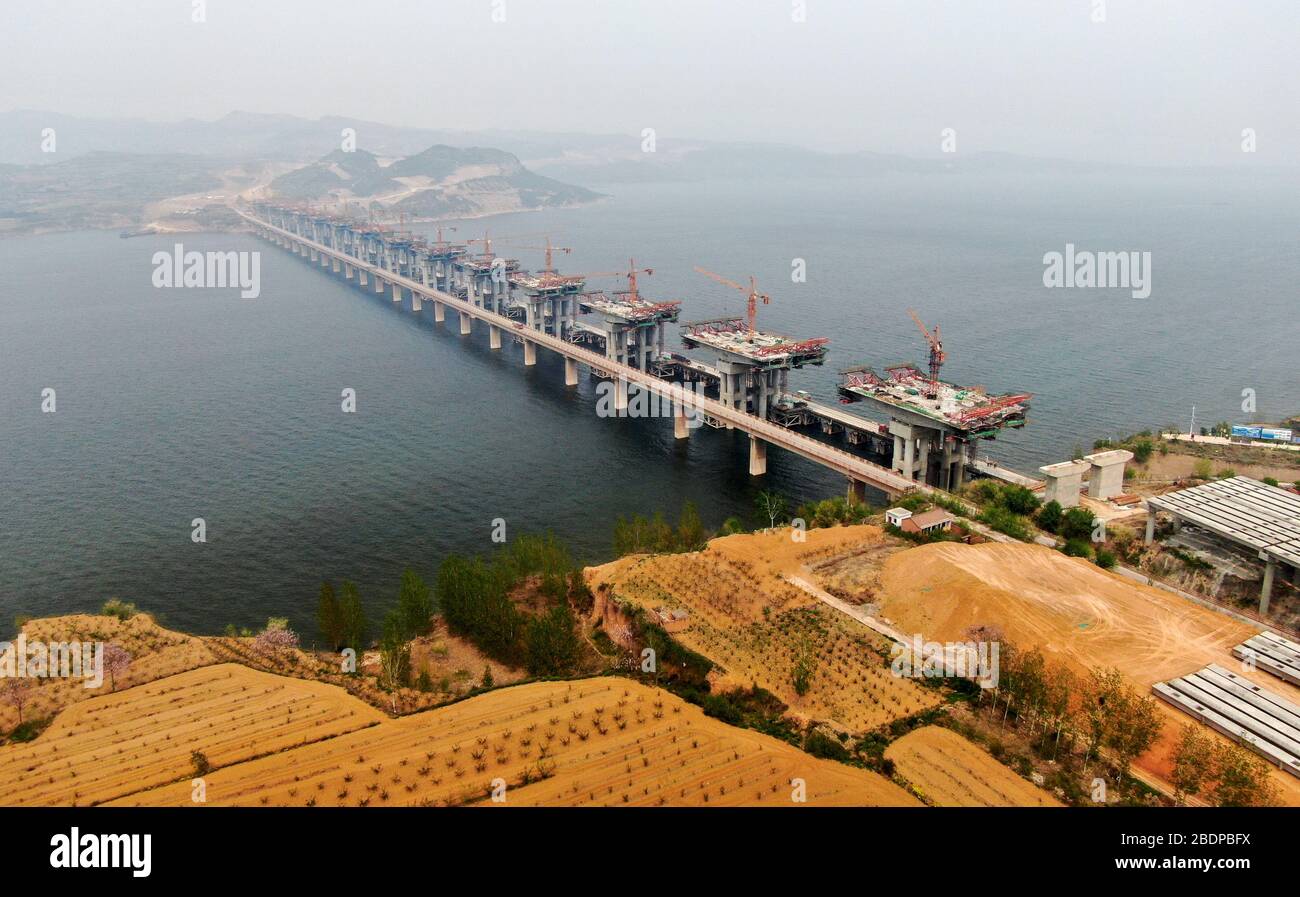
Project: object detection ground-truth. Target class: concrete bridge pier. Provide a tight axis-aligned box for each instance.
[674,402,690,439]
[309,248,318,262]
[615,377,628,411]
[344,263,354,279]
[332,257,341,273]
[411,293,423,312]
[847,479,867,504]
[391,281,403,302]
[374,275,385,295]
[749,436,768,476]
[359,270,368,287]
[523,340,537,366]
[459,312,472,335]
[490,325,502,350]
[320,252,329,268]
[565,357,578,387]
[434,301,445,323]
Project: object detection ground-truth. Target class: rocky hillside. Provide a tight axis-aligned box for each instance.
[270,144,601,219]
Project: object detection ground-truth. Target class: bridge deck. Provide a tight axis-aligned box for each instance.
[245,211,928,499]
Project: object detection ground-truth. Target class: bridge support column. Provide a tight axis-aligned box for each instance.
[332,257,341,273]
[847,479,867,504]
[749,436,768,476]
[615,377,628,411]
[674,402,690,439]
[434,301,445,323]
[375,276,385,294]
[1260,556,1276,616]
[320,253,329,268]
[412,293,423,312]
[523,340,537,366]
[490,326,502,350]
[359,270,368,287]
[345,264,354,279]
[564,357,578,387]
[459,312,472,335]
[1144,507,1157,545]
[392,281,403,302]
[309,248,318,261]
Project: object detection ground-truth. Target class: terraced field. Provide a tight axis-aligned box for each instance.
[590,527,940,731]
[885,726,1062,807]
[0,613,216,731]
[112,679,918,807]
[0,664,383,806]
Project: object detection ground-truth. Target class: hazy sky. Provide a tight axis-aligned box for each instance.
[4,0,1297,164]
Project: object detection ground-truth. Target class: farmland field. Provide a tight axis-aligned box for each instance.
[589,526,940,732]
[0,663,384,806]
[113,678,918,807]
[0,613,216,732]
[885,725,1063,807]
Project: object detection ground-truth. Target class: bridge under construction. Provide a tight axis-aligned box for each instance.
[243,203,1033,499]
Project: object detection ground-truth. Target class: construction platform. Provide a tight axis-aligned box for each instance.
[838,363,1030,437]
[680,318,829,367]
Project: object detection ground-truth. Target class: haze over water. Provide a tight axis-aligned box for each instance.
[3,170,1297,635]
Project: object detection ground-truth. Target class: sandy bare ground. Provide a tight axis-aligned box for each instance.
[111,678,917,808]
[877,541,1300,804]
[886,726,1063,807]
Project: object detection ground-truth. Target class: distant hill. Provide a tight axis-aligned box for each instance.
[269,144,601,219]
[0,151,230,234]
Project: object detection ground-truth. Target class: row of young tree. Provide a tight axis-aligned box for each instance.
[612,502,707,556]
[317,569,434,689]
[974,635,1276,805]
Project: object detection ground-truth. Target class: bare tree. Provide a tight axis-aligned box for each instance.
[101,643,132,692]
[0,678,34,725]
[755,490,787,530]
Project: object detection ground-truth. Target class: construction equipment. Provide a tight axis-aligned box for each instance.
[579,259,654,301]
[907,309,945,399]
[494,235,572,273]
[694,267,770,341]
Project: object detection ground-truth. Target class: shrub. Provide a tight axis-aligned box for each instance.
[101,599,138,621]
[1263,477,1279,487]
[1062,539,1093,558]
[999,485,1041,516]
[1094,548,1117,568]
[1131,439,1154,464]
[1059,507,1097,542]
[1036,500,1063,534]
[978,506,1031,541]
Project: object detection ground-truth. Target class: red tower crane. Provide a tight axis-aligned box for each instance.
[907,308,946,399]
[694,267,770,341]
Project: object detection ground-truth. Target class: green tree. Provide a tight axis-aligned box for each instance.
[337,581,369,654]
[999,485,1041,516]
[1059,507,1097,542]
[792,638,816,696]
[1212,741,1277,807]
[1036,500,1063,533]
[378,609,411,690]
[316,582,343,650]
[525,603,581,677]
[1170,724,1215,805]
[675,501,707,551]
[1105,688,1162,782]
[480,665,494,688]
[396,568,434,639]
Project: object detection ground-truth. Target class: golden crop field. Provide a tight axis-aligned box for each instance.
[113,678,918,808]
[590,527,941,732]
[0,663,384,806]
[0,614,216,732]
[884,726,1063,807]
